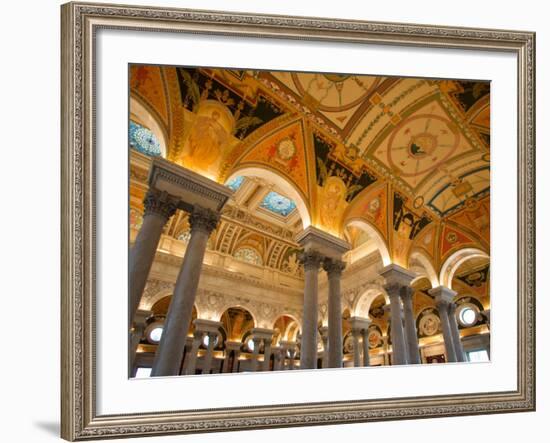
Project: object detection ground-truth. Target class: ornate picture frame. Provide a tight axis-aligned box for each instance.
[61,1,535,440]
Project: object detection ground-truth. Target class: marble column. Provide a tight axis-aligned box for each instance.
[400,286,421,364]
[184,330,204,375]
[129,309,151,376]
[296,226,350,370]
[324,258,346,368]
[351,327,362,367]
[129,190,177,327]
[430,286,457,363]
[361,328,371,367]
[319,326,329,369]
[298,250,323,370]
[448,302,466,362]
[262,335,274,372]
[202,331,218,374]
[231,349,242,373]
[271,346,282,371]
[350,317,370,367]
[288,345,297,370]
[380,265,416,365]
[249,336,263,372]
[151,206,220,376]
[223,341,242,373]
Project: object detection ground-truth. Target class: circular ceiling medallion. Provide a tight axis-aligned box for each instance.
[276,138,296,160]
[387,114,460,178]
[413,195,425,209]
[291,72,381,112]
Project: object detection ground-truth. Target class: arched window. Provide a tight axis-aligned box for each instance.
[233,247,263,266]
[129,120,162,157]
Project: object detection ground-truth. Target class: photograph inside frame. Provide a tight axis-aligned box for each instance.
[128,65,491,378]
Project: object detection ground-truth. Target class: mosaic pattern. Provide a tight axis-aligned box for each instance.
[227,176,245,192]
[260,191,296,217]
[233,247,263,266]
[129,120,162,157]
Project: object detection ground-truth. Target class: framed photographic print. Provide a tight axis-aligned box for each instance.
[61,1,535,441]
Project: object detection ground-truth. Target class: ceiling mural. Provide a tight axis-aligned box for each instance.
[129,65,490,270]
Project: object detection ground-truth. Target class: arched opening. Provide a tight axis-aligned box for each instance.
[129,95,168,157]
[219,306,256,342]
[225,167,311,228]
[344,218,391,266]
[409,250,439,288]
[439,248,489,289]
[353,287,389,318]
[272,314,301,344]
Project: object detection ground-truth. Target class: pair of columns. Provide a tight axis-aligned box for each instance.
[129,158,233,377]
[248,329,275,372]
[429,286,466,363]
[182,319,223,375]
[279,340,298,370]
[380,265,421,365]
[296,227,350,370]
[349,317,372,367]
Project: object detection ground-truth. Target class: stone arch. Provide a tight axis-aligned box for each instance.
[129,94,168,157]
[409,249,439,288]
[272,314,302,343]
[217,303,259,329]
[218,305,258,342]
[344,218,391,266]
[439,247,489,289]
[352,285,389,318]
[225,166,311,228]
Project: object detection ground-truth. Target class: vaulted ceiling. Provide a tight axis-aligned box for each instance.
[129,65,490,271]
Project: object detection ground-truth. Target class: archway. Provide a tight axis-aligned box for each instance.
[344,218,391,266]
[129,95,168,157]
[225,167,311,228]
[439,248,489,289]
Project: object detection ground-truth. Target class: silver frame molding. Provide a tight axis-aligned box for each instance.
[61,1,536,440]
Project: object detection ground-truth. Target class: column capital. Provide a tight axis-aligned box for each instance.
[143,189,178,220]
[380,264,416,291]
[318,325,329,339]
[298,249,324,271]
[189,205,220,235]
[148,157,233,213]
[193,318,223,334]
[323,258,346,277]
[295,226,350,260]
[429,285,457,305]
[225,341,243,352]
[349,316,371,332]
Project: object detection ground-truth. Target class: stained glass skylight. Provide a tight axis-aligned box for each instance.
[260,191,296,217]
[227,176,244,192]
[129,120,162,157]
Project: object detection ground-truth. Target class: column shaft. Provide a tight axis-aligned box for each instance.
[202,333,216,374]
[361,329,371,367]
[249,338,262,372]
[129,190,176,326]
[299,251,322,370]
[262,342,273,371]
[352,329,361,367]
[184,333,203,375]
[448,303,466,362]
[401,287,421,364]
[386,285,408,365]
[152,207,219,376]
[436,300,457,363]
[325,259,346,368]
[231,351,241,373]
